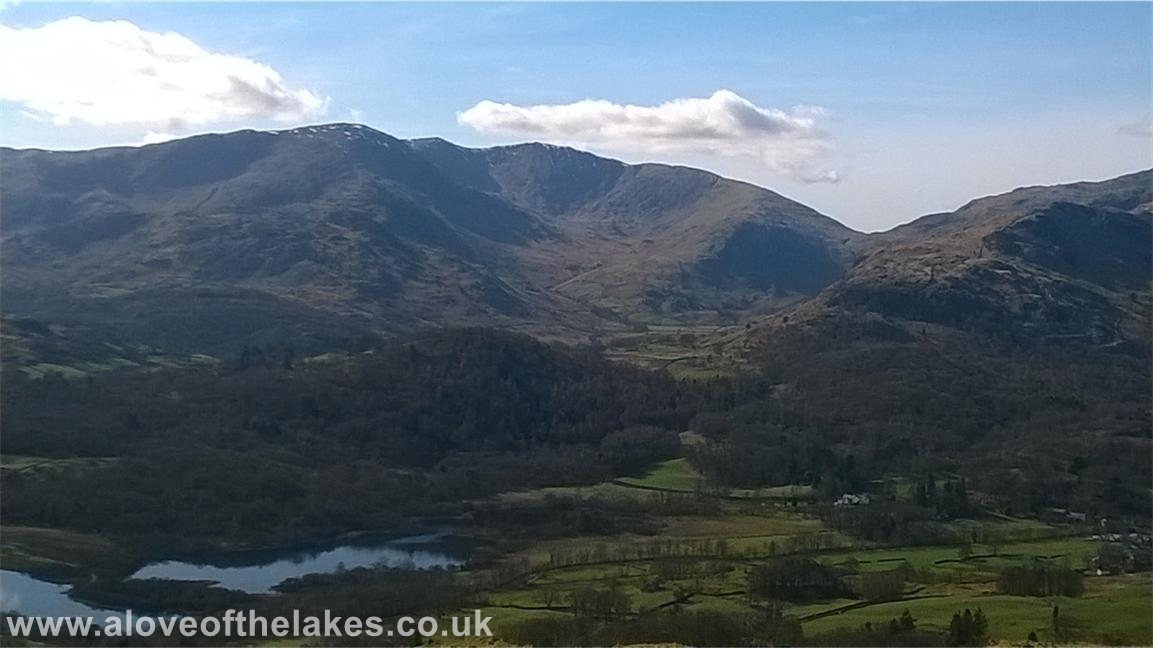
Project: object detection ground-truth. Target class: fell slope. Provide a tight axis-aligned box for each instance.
[2,125,583,352]
[731,171,1152,514]
[826,170,1153,348]
[1,124,861,355]
[412,138,864,319]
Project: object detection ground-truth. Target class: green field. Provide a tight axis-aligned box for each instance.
[0,525,137,578]
[18,362,90,380]
[802,576,1152,645]
[616,458,816,500]
[12,352,220,380]
[5,447,1145,647]
[616,458,703,491]
[460,497,1149,647]
[818,537,1100,576]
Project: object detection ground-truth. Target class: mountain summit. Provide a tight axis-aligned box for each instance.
[2,124,1148,358]
[2,124,863,351]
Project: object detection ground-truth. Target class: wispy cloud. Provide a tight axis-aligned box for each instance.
[1117,117,1152,139]
[0,17,328,134]
[458,89,839,183]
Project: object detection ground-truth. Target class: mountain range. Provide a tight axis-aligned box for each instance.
[1,123,1149,362]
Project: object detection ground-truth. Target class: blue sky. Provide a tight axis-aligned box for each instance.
[1,2,1150,231]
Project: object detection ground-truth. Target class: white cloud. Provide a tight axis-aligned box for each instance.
[0,17,328,133]
[458,89,839,183]
[141,131,181,145]
[1117,117,1152,139]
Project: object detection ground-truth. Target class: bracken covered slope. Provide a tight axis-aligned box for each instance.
[1,124,863,352]
[822,169,1153,349]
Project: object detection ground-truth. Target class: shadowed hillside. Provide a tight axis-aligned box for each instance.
[412,137,864,319]
[726,170,1153,517]
[2,124,864,356]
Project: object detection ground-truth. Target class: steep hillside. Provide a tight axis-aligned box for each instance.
[1,125,587,352]
[1,124,861,356]
[412,138,864,319]
[5,124,1144,365]
[727,171,1153,513]
[824,170,1153,348]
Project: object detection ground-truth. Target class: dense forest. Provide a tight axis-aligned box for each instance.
[734,318,1152,519]
[4,323,1150,556]
[1,329,697,548]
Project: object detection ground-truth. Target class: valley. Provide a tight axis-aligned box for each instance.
[3,449,1149,646]
[0,128,1150,646]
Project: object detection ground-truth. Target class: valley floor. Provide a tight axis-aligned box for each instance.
[5,458,1147,647]
[444,462,1148,646]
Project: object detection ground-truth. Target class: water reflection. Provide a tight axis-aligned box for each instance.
[1,570,116,620]
[129,533,465,594]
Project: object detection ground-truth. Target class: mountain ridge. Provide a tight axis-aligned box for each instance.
[1,123,866,353]
[742,168,1152,356]
[2,122,1149,362]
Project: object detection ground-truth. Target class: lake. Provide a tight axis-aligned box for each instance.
[0,570,119,620]
[1,533,467,618]
[128,532,466,593]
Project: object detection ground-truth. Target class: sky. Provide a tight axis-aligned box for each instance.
[1,2,1150,232]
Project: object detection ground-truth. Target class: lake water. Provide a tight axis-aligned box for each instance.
[1,533,467,618]
[128,533,466,593]
[0,570,117,620]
